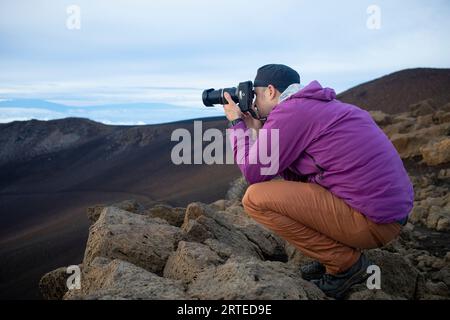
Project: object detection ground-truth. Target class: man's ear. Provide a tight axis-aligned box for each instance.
[267,85,278,100]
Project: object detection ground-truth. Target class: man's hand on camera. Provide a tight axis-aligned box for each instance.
[223,92,263,131]
[223,92,243,122]
[242,112,263,131]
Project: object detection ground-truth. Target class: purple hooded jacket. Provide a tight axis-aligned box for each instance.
[229,80,414,224]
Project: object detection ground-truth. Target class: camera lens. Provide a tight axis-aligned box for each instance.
[202,87,238,106]
[202,89,215,106]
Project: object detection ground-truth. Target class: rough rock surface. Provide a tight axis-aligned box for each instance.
[163,241,224,283]
[87,199,147,223]
[83,206,182,274]
[144,204,186,227]
[181,202,287,262]
[421,138,450,166]
[187,256,326,300]
[346,250,419,300]
[64,257,187,300]
[39,267,72,300]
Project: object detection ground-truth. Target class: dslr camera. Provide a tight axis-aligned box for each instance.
[202,81,257,118]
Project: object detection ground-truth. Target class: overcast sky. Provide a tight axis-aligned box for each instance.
[0,0,449,123]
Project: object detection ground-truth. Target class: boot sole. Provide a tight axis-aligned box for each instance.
[302,272,325,281]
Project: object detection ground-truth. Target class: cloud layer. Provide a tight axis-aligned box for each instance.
[0,100,224,125]
[0,0,449,123]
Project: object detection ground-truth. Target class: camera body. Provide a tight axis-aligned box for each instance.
[202,81,257,118]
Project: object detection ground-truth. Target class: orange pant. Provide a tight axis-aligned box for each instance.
[242,180,402,274]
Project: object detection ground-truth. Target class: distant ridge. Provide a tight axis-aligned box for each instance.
[0,99,223,125]
[337,68,450,114]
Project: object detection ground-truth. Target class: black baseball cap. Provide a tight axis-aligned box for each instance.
[253,64,300,93]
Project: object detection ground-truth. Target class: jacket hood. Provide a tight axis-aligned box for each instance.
[289,80,336,102]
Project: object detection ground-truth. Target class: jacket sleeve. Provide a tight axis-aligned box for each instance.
[228,102,317,185]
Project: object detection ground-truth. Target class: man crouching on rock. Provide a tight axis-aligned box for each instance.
[223,64,414,299]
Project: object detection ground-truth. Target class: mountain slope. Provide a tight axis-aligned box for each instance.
[337,68,450,114]
[0,116,240,299]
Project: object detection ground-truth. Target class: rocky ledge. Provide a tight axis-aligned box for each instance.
[39,198,450,300]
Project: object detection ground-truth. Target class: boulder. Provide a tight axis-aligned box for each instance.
[87,199,146,223]
[187,256,326,300]
[369,110,392,126]
[415,254,446,272]
[408,195,450,231]
[415,273,450,299]
[163,241,223,283]
[390,123,450,159]
[221,204,287,261]
[382,115,415,137]
[420,138,450,166]
[284,243,314,268]
[144,204,185,227]
[409,99,436,117]
[409,205,428,225]
[181,203,261,259]
[433,110,450,125]
[347,284,405,300]
[181,202,286,261]
[226,176,249,202]
[432,265,450,287]
[64,258,187,300]
[426,209,450,232]
[39,267,71,300]
[415,114,434,129]
[209,199,240,211]
[203,238,239,260]
[347,249,420,300]
[83,206,182,274]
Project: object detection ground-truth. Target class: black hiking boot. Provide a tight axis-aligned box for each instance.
[300,261,326,281]
[311,254,372,299]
